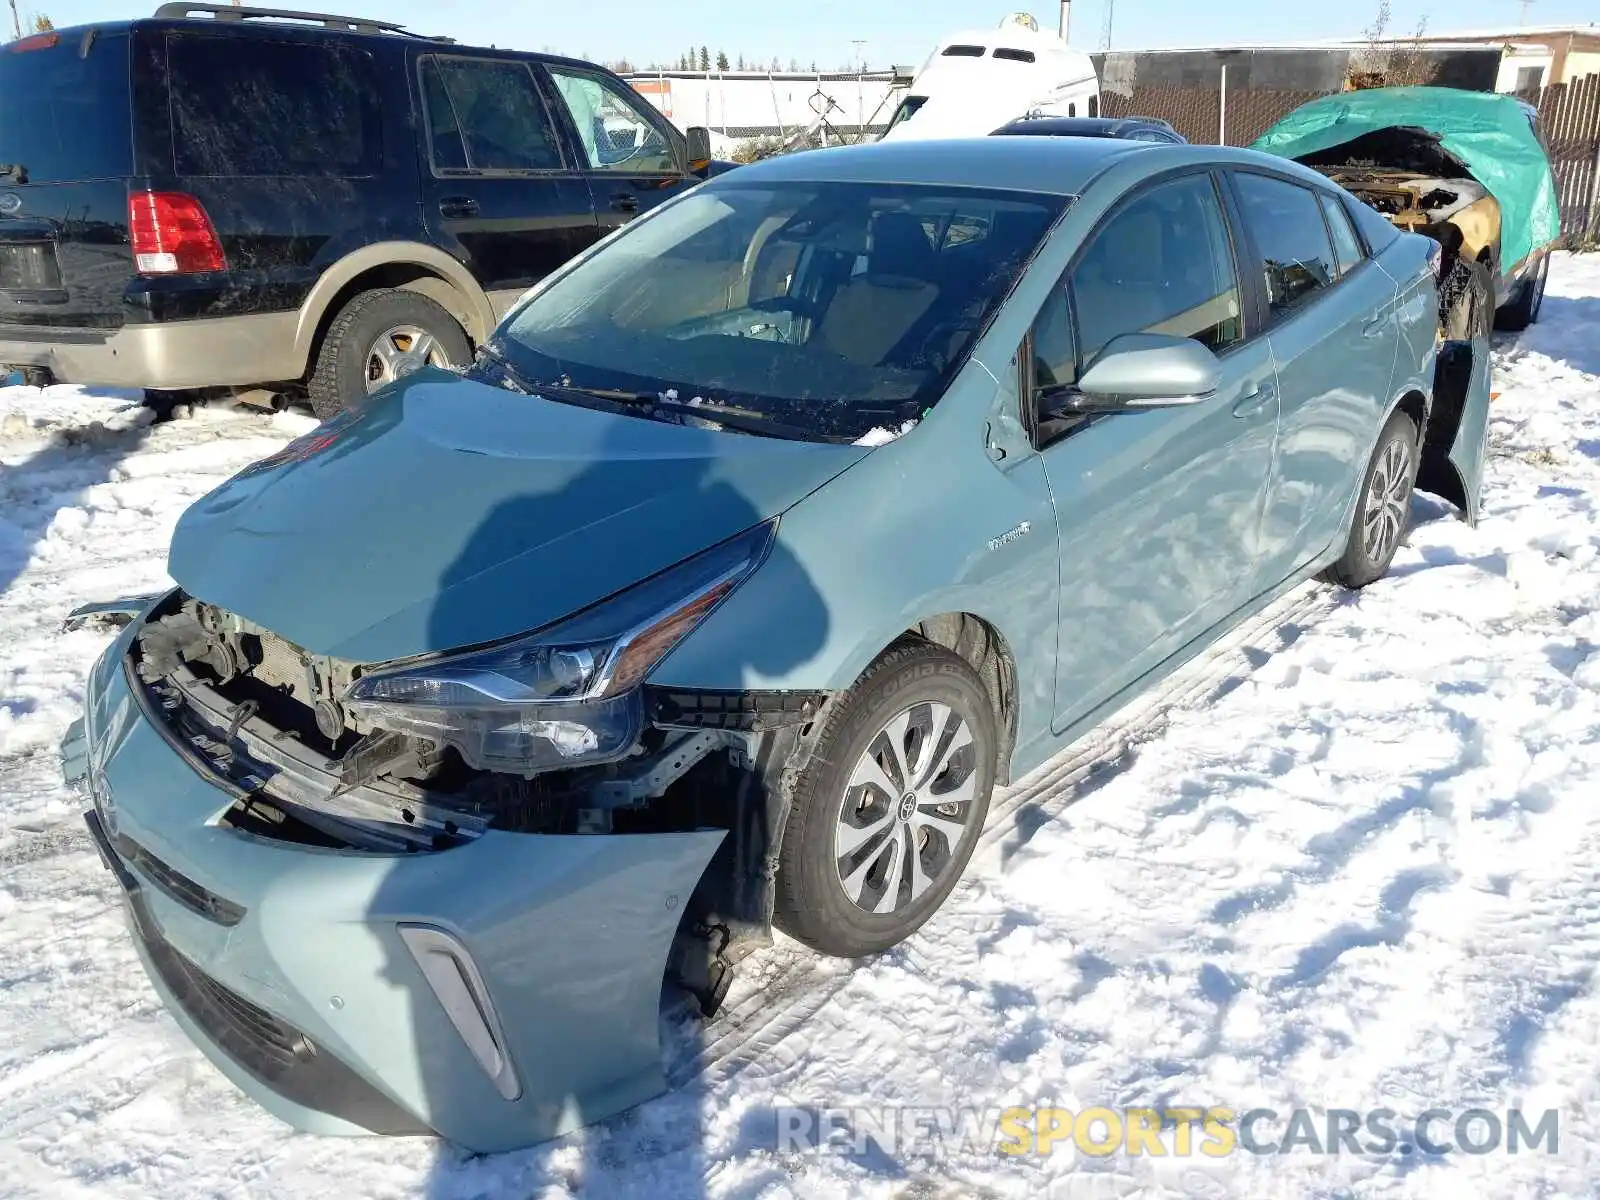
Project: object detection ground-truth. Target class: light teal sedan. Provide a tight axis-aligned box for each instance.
[62,136,1484,1152]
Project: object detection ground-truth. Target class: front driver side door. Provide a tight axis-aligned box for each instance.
[1030,170,1280,731]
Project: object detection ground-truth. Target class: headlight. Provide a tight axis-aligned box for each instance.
[344,521,776,775]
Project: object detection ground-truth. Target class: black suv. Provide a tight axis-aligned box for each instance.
[0,4,722,416]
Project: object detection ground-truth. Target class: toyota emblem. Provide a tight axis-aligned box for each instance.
[0,193,20,216]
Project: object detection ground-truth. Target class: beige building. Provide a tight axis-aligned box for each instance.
[1401,25,1600,89]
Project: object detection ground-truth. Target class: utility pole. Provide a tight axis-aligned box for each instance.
[851,39,866,71]
[8,0,19,41]
[1101,0,1116,51]
[1519,0,1536,26]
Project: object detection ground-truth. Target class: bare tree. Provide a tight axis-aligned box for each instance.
[1351,0,1434,88]
[30,11,50,30]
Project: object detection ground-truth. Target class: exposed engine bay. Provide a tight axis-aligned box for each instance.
[1296,126,1502,331]
[127,590,833,1012]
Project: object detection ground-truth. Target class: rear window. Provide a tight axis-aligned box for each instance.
[0,32,133,183]
[167,34,383,177]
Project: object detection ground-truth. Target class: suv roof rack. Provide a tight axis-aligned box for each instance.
[151,3,454,41]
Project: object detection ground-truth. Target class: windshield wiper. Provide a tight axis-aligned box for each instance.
[528,382,855,444]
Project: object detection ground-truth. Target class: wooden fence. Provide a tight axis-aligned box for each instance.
[1104,74,1600,242]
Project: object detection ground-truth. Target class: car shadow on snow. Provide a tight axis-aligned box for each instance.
[353,403,834,1198]
[0,389,155,604]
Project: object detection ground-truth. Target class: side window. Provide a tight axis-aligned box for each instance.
[168,35,383,176]
[545,68,678,173]
[1319,193,1364,277]
[1233,173,1338,318]
[420,57,564,173]
[1070,173,1244,368]
[1031,283,1077,392]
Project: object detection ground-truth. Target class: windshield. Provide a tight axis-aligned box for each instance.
[496,179,1066,441]
[0,32,132,183]
[883,96,927,135]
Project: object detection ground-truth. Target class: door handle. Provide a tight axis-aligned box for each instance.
[1232,382,1276,418]
[438,196,478,219]
[611,193,639,213]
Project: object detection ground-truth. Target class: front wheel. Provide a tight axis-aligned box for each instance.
[1495,253,1549,332]
[773,641,997,958]
[1322,408,1419,590]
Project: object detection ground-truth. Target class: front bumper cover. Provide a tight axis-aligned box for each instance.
[67,634,725,1154]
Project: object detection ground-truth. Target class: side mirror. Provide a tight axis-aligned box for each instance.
[685,125,712,165]
[1063,333,1222,413]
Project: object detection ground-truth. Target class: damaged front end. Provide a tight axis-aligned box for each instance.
[68,520,835,1152]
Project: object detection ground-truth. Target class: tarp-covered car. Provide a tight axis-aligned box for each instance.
[1254,86,1562,336]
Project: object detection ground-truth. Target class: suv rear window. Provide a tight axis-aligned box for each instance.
[0,31,133,183]
[167,34,383,177]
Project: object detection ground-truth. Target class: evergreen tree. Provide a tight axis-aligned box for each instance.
[698,46,709,71]
[716,50,729,71]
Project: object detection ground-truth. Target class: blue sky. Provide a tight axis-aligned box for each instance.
[30,0,1599,69]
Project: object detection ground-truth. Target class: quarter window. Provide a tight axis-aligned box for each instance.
[545,68,678,173]
[1071,173,1244,368]
[1233,173,1338,318]
[420,57,564,173]
[1319,193,1364,277]
[168,36,383,177]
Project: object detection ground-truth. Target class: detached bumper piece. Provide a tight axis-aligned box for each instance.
[83,808,427,1137]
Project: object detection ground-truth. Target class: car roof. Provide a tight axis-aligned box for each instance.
[716,136,1157,196]
[994,116,1165,138]
[715,137,1349,201]
[36,9,591,63]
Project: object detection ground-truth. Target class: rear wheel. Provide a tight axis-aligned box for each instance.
[307,288,471,419]
[1495,252,1549,332]
[1323,407,1420,590]
[773,640,996,958]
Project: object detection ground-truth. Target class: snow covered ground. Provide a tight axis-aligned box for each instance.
[3,255,1600,1199]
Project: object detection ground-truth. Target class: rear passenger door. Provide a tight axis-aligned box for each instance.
[414,52,598,317]
[1227,171,1400,583]
[538,66,697,237]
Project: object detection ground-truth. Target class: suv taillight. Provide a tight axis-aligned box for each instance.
[128,191,225,274]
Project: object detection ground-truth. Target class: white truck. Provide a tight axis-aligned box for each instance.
[879,12,1101,142]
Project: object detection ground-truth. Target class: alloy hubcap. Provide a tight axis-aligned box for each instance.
[1362,437,1412,565]
[834,701,979,915]
[365,324,450,392]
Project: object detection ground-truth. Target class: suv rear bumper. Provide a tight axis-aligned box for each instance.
[0,311,298,390]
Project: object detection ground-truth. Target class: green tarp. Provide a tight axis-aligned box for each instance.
[1252,86,1562,270]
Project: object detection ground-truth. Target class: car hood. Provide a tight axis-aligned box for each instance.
[169,371,868,664]
[1252,85,1562,270]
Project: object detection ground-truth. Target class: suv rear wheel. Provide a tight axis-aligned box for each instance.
[308,288,472,419]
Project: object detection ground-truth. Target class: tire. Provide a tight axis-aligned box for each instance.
[1494,252,1549,332]
[1322,407,1420,590]
[1441,257,1494,341]
[307,288,472,419]
[773,640,997,958]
